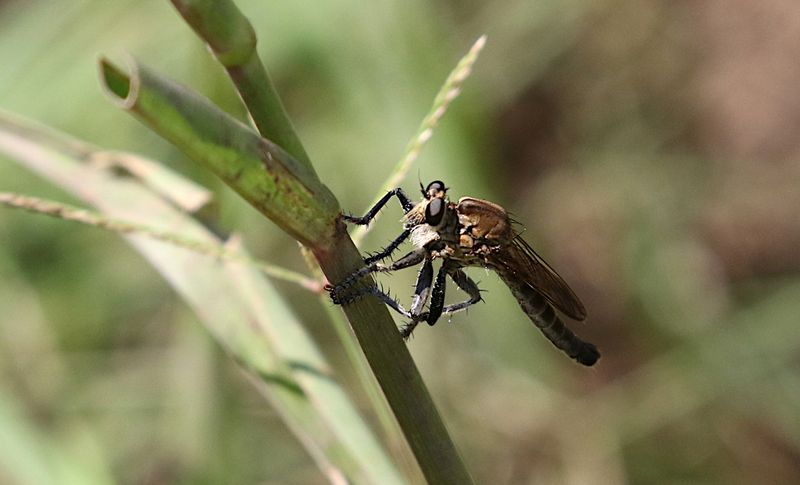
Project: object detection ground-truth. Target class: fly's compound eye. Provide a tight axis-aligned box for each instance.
[425,198,445,226]
[424,180,446,199]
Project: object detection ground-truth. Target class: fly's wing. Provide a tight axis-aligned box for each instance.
[492,235,587,321]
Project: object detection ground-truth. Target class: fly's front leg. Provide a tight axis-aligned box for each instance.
[342,188,414,225]
[327,249,426,305]
[360,260,432,332]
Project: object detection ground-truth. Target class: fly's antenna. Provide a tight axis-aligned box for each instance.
[417,170,425,197]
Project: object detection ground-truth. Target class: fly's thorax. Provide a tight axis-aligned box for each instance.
[456,196,514,244]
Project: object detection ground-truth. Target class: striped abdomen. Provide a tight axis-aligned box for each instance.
[498,272,600,366]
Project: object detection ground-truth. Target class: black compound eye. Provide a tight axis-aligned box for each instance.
[425,198,445,226]
[425,180,445,196]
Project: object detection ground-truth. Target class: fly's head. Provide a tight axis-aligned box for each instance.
[406,180,457,249]
[421,180,448,200]
[421,180,449,228]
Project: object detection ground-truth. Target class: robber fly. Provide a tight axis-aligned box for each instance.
[327,181,600,366]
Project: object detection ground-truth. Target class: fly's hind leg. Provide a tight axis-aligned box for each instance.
[327,249,426,304]
[409,260,434,317]
[402,262,449,339]
[426,264,450,325]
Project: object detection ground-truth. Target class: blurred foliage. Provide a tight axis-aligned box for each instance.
[1,0,799,484]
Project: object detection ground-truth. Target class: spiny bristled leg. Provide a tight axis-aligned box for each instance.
[409,260,434,317]
[399,321,420,340]
[364,228,411,265]
[342,188,414,225]
[441,268,482,314]
[398,259,434,339]
[364,285,413,319]
[400,262,449,339]
[424,263,449,326]
[403,267,483,338]
[326,248,426,304]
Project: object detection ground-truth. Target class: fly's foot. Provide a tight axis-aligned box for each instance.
[323,284,343,305]
[399,321,417,340]
[342,212,368,225]
[399,316,426,340]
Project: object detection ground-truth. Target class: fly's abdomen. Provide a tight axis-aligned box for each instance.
[499,273,600,366]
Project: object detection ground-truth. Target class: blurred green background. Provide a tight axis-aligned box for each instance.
[2,0,799,483]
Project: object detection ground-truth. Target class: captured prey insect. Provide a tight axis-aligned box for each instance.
[327,181,600,366]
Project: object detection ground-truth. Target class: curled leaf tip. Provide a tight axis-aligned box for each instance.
[98,57,138,109]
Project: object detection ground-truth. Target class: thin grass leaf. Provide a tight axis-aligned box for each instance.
[0,111,404,485]
[352,35,487,247]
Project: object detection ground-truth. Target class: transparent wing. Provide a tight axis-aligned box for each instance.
[493,235,587,321]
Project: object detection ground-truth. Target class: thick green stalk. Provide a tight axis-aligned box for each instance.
[100,58,336,248]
